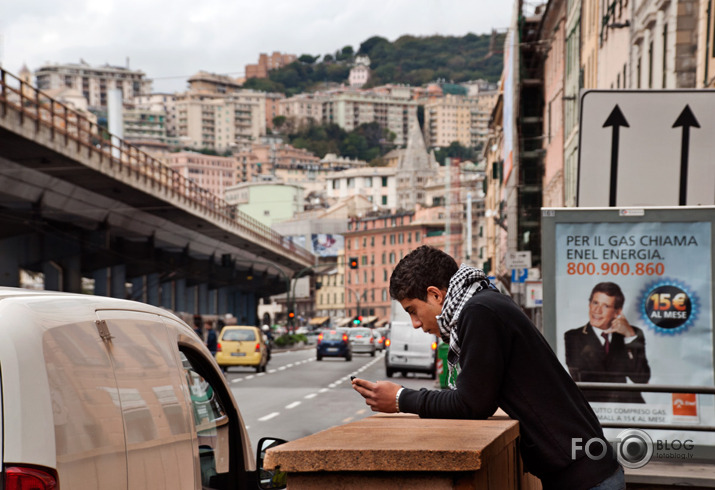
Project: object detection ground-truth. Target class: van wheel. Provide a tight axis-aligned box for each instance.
[386,368,394,378]
[346,353,352,361]
[430,369,437,380]
[255,364,262,373]
[401,371,408,378]
[370,350,375,357]
[317,354,323,361]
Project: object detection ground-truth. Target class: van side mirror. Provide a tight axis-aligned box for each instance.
[257,437,287,489]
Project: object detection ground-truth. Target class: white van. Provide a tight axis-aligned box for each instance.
[0,287,284,489]
[384,300,438,379]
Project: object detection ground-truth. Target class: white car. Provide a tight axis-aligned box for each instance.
[0,287,284,489]
[348,327,376,356]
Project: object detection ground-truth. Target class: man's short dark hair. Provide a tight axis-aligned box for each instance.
[589,282,625,310]
[389,245,458,301]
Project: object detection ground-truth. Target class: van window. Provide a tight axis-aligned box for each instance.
[180,348,246,489]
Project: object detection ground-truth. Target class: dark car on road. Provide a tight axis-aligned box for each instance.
[316,328,352,361]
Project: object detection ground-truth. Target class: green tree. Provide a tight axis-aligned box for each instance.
[298,54,319,64]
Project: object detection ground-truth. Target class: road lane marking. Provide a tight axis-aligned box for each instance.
[259,412,280,422]
[286,401,301,409]
[342,417,354,423]
[304,393,317,399]
[319,388,329,393]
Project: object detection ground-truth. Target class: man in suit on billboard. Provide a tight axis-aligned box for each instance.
[565,282,651,403]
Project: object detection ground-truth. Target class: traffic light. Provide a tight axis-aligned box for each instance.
[349,257,359,269]
[288,310,295,320]
[353,315,362,325]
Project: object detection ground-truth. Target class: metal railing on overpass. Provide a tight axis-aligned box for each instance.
[0,68,314,266]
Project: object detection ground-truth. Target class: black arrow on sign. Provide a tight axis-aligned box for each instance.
[603,105,629,206]
[672,105,700,206]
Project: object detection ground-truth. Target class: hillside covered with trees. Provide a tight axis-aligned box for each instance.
[242,32,503,96]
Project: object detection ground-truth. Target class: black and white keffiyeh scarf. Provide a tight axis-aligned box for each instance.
[436,264,495,389]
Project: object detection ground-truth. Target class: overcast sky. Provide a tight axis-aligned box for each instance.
[1,0,515,93]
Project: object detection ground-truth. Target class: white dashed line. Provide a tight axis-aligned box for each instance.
[285,402,301,409]
[304,393,317,399]
[319,388,329,393]
[259,412,280,422]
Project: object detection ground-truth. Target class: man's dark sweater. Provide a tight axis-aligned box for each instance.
[399,289,619,489]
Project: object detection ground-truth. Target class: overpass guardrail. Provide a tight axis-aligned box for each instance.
[0,68,314,267]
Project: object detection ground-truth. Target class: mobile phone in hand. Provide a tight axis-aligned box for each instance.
[350,376,357,381]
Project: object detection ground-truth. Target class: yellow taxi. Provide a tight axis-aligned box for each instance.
[215,325,268,373]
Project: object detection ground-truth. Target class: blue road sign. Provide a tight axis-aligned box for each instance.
[511,268,528,283]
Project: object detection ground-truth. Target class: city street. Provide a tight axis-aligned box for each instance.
[223,346,439,453]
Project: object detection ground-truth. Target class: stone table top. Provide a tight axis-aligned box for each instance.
[263,413,520,473]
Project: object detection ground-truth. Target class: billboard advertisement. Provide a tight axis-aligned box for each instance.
[311,234,344,257]
[543,207,715,462]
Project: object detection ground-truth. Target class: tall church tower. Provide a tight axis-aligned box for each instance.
[395,114,439,211]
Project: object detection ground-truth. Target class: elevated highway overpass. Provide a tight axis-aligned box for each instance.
[0,68,315,324]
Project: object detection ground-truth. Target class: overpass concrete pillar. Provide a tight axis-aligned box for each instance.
[198,284,209,315]
[186,285,197,314]
[217,287,229,316]
[93,268,109,296]
[43,261,62,291]
[147,273,160,306]
[160,280,174,310]
[0,237,21,287]
[208,288,217,315]
[233,291,257,325]
[110,264,126,299]
[130,276,144,302]
[175,279,187,313]
[61,255,82,293]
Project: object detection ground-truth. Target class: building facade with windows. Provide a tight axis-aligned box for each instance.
[35,61,152,110]
[162,151,237,197]
[224,182,304,227]
[342,212,423,321]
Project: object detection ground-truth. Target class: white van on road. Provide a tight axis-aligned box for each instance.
[0,287,283,489]
[384,300,438,379]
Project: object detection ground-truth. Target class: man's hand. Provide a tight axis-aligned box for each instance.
[352,378,402,413]
[606,314,636,338]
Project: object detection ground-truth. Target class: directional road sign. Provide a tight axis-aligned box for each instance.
[505,251,532,270]
[578,90,715,207]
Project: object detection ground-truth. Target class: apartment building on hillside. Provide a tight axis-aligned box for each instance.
[278,89,418,146]
[35,60,152,110]
[174,90,266,152]
[423,94,479,149]
[135,93,178,143]
[245,52,297,79]
[234,142,321,183]
[162,151,237,197]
